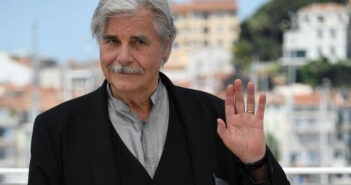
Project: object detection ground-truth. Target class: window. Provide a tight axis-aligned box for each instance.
[318,47,323,57]
[308,151,320,163]
[337,133,343,140]
[217,11,224,17]
[193,41,198,47]
[203,27,209,34]
[330,46,335,56]
[173,15,179,21]
[334,150,343,158]
[308,118,316,125]
[296,50,306,57]
[338,13,344,22]
[318,15,324,23]
[290,152,299,164]
[305,15,310,22]
[0,148,6,159]
[290,50,306,58]
[308,134,318,142]
[202,12,209,19]
[338,111,344,124]
[217,39,223,47]
[217,26,223,32]
[330,29,336,38]
[229,11,236,16]
[317,29,323,39]
[174,42,179,49]
[345,109,351,122]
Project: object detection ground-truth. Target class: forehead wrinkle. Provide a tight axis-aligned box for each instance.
[105,12,158,42]
[131,35,149,41]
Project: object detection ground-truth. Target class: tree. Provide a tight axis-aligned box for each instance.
[296,59,351,88]
[265,132,280,161]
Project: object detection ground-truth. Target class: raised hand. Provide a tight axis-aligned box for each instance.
[217,79,266,164]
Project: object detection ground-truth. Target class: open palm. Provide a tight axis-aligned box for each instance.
[217,79,266,164]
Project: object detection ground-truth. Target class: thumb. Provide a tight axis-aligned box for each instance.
[217,118,227,139]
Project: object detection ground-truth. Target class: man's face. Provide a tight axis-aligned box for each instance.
[99,7,169,96]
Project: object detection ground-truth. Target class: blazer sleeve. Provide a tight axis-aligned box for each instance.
[233,147,290,185]
[28,114,64,185]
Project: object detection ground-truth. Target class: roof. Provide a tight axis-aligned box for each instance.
[172,0,237,14]
[301,3,345,12]
[294,93,321,106]
[0,85,63,112]
[266,89,351,108]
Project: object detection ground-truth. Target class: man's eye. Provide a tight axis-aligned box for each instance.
[136,40,146,45]
[107,39,117,43]
[103,38,119,44]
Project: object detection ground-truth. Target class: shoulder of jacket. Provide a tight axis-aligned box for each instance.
[173,85,224,104]
[37,87,99,120]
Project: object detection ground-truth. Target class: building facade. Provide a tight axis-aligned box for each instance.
[264,84,351,184]
[283,3,351,64]
[265,84,351,167]
[0,55,103,170]
[163,0,239,93]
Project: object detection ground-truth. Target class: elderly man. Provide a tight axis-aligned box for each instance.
[28,0,289,185]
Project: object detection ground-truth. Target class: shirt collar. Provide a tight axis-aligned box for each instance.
[106,79,164,112]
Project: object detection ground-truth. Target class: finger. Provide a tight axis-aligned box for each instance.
[256,93,266,120]
[246,82,255,114]
[217,118,227,139]
[234,79,245,113]
[225,84,235,117]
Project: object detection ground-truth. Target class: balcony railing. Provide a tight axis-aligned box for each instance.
[0,167,351,185]
[285,167,351,185]
[0,168,28,185]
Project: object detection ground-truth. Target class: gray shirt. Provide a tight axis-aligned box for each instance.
[106,81,169,178]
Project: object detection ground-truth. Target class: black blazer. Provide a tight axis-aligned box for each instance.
[28,73,289,185]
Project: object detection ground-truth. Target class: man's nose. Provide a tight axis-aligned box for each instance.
[116,45,132,65]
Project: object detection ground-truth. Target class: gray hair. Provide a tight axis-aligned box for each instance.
[91,0,176,64]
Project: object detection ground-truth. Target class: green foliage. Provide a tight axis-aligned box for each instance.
[296,59,351,88]
[233,40,254,67]
[233,0,347,66]
[265,132,280,161]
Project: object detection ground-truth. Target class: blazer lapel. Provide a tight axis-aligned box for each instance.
[160,73,214,185]
[88,81,120,185]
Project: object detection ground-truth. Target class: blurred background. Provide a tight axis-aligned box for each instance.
[1,0,351,184]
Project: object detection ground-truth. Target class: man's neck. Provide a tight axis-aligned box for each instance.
[109,83,158,122]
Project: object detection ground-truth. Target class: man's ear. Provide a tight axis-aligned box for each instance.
[162,37,171,59]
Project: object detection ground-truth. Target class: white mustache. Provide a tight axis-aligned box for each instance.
[107,64,144,75]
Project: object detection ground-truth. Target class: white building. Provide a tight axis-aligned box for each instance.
[62,69,96,100]
[163,47,233,94]
[0,52,32,86]
[283,3,351,64]
[264,85,351,183]
[39,61,104,101]
[265,84,351,167]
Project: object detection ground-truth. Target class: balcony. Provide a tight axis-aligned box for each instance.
[0,167,351,185]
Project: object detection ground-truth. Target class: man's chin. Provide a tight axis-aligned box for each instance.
[109,81,139,93]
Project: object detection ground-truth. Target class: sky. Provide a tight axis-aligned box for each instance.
[0,0,270,65]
